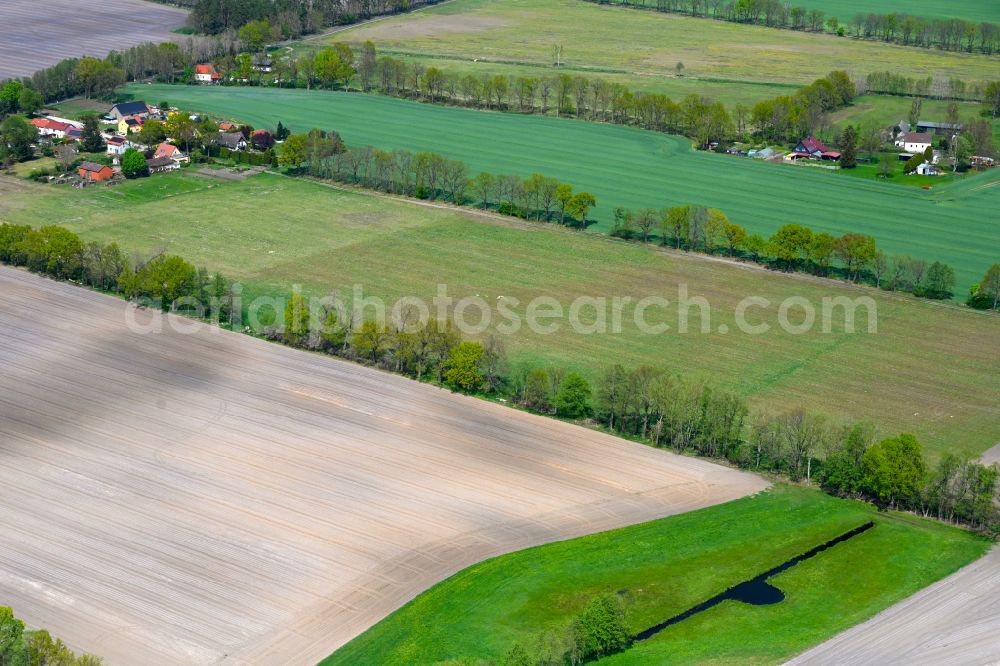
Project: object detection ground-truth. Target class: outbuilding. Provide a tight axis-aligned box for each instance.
[78,161,114,182]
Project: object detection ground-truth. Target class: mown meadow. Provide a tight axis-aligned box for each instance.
[132,84,1000,293]
[2,171,997,460]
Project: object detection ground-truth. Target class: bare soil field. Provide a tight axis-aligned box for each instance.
[0,265,768,665]
[786,546,1000,666]
[0,0,187,80]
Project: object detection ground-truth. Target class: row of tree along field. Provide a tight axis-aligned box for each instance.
[583,0,1000,54]
[178,0,442,37]
[0,606,104,665]
[274,129,988,304]
[240,42,1000,147]
[4,91,992,308]
[279,133,599,226]
[2,223,998,537]
[4,43,999,156]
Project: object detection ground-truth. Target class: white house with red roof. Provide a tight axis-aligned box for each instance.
[30,118,74,138]
[194,64,222,84]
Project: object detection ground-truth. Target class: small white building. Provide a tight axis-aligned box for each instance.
[106,136,131,156]
[895,132,932,154]
[916,162,939,176]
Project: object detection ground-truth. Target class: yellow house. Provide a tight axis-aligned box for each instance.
[118,116,144,134]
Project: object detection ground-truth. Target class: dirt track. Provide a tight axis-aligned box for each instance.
[0,0,187,80]
[0,266,768,665]
[786,546,1000,666]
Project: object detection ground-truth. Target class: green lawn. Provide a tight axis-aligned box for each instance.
[125,84,1000,294]
[323,485,990,665]
[830,95,1000,143]
[602,0,1000,24]
[324,0,1000,87]
[3,170,998,460]
[764,0,1000,24]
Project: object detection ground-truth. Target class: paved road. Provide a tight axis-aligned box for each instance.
[0,0,187,80]
[786,546,1000,666]
[0,266,768,665]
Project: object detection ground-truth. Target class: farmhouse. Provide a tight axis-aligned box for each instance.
[110,101,150,121]
[216,131,248,151]
[78,161,114,182]
[147,156,180,173]
[896,132,932,153]
[252,55,274,72]
[790,136,840,161]
[194,63,221,84]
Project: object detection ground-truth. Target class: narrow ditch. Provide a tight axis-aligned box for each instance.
[634,521,875,641]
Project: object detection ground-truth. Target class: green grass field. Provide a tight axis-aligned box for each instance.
[3,170,997,460]
[763,0,1000,24]
[126,84,1000,294]
[829,95,1000,143]
[323,485,990,665]
[324,0,1000,87]
[605,0,1000,24]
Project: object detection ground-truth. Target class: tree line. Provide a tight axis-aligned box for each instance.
[583,0,1000,54]
[0,606,104,665]
[246,43,858,147]
[0,224,237,321]
[606,202,960,300]
[589,364,1000,533]
[277,130,599,226]
[2,222,996,537]
[182,0,442,36]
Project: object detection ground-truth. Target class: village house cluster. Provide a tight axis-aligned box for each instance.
[27,68,281,187]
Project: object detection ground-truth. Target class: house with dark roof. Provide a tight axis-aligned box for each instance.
[216,132,248,151]
[106,136,131,156]
[251,55,274,72]
[915,120,962,136]
[147,156,180,173]
[790,136,841,161]
[110,101,150,121]
[78,161,114,182]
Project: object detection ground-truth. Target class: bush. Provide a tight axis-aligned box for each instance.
[444,342,486,391]
[554,373,592,418]
[121,148,148,178]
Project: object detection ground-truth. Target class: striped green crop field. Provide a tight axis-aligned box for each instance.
[134,84,1000,294]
